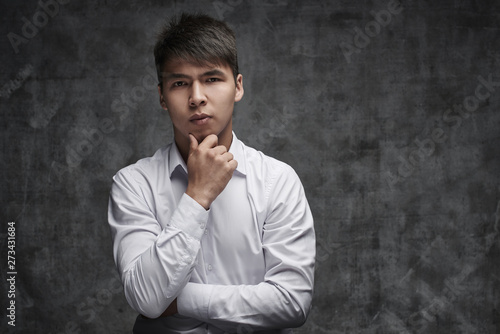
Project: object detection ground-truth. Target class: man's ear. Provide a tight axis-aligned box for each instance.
[158,84,168,110]
[234,74,244,102]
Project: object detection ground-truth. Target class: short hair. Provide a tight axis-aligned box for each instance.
[154,13,239,83]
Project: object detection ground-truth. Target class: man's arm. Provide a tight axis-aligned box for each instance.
[108,171,207,318]
[176,164,316,331]
[108,134,237,319]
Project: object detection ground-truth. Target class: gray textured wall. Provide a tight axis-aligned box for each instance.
[2,0,499,333]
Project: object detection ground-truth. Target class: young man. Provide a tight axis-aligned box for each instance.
[108,13,315,333]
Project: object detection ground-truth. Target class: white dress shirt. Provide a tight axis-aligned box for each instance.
[108,133,315,334]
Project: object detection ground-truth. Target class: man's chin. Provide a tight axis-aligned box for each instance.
[187,132,213,144]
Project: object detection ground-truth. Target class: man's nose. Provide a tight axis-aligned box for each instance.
[189,81,206,107]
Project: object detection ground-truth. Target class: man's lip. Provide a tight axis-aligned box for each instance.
[189,113,211,121]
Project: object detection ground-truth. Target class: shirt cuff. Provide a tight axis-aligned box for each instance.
[177,282,213,321]
[169,193,209,241]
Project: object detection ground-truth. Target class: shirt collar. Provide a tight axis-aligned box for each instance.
[168,131,246,178]
[230,132,246,176]
[168,141,187,177]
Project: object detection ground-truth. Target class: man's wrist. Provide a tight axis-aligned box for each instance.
[185,189,211,210]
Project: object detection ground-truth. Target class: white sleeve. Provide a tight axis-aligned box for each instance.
[177,165,315,331]
[108,168,208,318]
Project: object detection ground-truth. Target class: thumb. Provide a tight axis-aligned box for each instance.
[188,134,198,154]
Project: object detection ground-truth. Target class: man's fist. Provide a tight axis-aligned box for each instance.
[185,134,237,210]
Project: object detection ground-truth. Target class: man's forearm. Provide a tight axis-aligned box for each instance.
[176,280,313,331]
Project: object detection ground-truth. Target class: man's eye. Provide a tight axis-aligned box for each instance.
[172,81,185,87]
[207,78,219,83]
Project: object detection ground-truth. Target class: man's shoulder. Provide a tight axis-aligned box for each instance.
[238,139,304,203]
[114,144,172,180]
[239,139,296,178]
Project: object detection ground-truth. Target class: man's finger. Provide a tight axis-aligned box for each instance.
[221,152,234,162]
[228,159,238,170]
[188,134,199,154]
[198,134,218,149]
[212,145,228,156]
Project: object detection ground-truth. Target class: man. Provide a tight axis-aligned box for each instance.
[108,13,315,333]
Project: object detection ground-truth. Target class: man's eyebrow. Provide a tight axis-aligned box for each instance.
[164,73,191,80]
[202,69,227,77]
[163,69,227,81]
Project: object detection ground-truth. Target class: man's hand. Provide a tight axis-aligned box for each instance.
[160,299,177,317]
[141,299,178,319]
[185,134,237,210]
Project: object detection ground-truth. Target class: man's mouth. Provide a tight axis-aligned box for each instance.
[189,113,211,125]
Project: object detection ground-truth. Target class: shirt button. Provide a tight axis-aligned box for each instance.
[200,223,205,229]
[207,264,213,271]
[204,230,208,235]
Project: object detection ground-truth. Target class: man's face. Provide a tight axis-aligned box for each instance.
[158,59,244,148]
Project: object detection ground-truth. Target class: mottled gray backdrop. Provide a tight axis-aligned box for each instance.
[1,0,500,333]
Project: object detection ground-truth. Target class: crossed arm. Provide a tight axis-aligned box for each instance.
[108,135,315,330]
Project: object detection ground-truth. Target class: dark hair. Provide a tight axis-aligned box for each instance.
[154,13,239,83]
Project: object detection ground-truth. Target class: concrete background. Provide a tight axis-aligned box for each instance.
[1,0,499,333]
